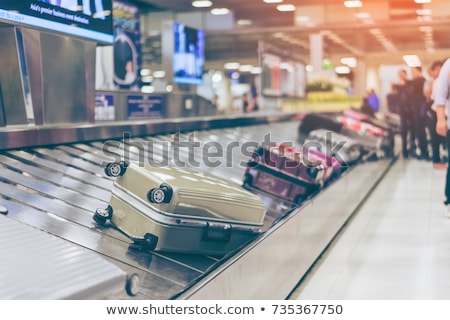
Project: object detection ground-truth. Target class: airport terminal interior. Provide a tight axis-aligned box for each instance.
[1,0,450,300]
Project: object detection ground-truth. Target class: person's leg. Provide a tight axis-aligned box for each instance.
[415,112,429,159]
[399,112,408,158]
[430,111,441,163]
[445,131,450,205]
[408,113,417,156]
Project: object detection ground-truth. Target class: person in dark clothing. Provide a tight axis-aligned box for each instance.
[425,60,446,167]
[386,82,400,114]
[410,66,430,160]
[360,96,376,118]
[396,69,415,158]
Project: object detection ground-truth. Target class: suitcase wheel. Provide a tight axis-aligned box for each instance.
[93,205,112,225]
[294,195,305,205]
[242,172,253,188]
[125,273,140,296]
[105,161,127,177]
[133,233,158,251]
[0,205,8,215]
[147,183,173,204]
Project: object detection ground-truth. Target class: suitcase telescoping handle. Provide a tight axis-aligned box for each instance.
[202,222,232,243]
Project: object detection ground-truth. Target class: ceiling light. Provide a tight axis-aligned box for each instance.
[403,55,421,67]
[224,62,240,70]
[419,26,433,32]
[355,12,370,19]
[417,9,432,15]
[140,69,151,76]
[239,65,253,72]
[335,66,351,74]
[341,57,357,67]
[251,67,262,74]
[414,0,431,3]
[237,19,252,26]
[192,0,212,8]
[277,4,296,11]
[296,16,311,23]
[211,8,230,15]
[141,86,155,93]
[344,1,362,8]
[153,71,166,78]
[263,0,283,3]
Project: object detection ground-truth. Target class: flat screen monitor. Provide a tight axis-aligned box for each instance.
[0,0,113,44]
[173,22,204,85]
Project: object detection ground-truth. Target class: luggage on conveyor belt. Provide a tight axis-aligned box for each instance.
[0,214,137,299]
[337,114,395,158]
[305,129,365,166]
[343,108,400,134]
[242,143,332,205]
[297,112,344,143]
[94,161,267,256]
[298,112,393,159]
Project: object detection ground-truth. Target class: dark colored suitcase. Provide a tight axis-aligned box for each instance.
[337,114,395,158]
[297,112,382,157]
[94,161,267,256]
[305,129,366,166]
[297,112,344,143]
[243,143,328,204]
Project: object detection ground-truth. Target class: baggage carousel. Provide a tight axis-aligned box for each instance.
[0,112,396,299]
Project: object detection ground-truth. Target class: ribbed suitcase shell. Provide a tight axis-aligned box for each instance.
[305,129,365,165]
[243,144,327,204]
[106,162,267,255]
[0,215,127,299]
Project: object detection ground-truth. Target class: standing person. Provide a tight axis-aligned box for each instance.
[386,82,400,114]
[426,60,446,168]
[396,69,415,158]
[410,66,430,160]
[242,93,250,113]
[367,89,380,113]
[434,58,450,216]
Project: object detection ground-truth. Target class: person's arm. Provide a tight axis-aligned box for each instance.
[434,60,450,136]
[436,105,448,137]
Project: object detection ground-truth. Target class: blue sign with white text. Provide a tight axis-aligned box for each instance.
[127,94,164,119]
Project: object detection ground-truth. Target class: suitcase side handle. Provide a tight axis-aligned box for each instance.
[202,223,232,243]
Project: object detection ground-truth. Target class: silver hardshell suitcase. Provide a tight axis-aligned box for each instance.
[94,161,267,256]
[0,215,136,299]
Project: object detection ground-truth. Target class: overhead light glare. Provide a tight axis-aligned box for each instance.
[250,67,262,74]
[263,0,283,3]
[335,66,351,74]
[192,0,212,8]
[153,71,166,78]
[224,62,240,70]
[417,9,432,15]
[141,86,155,93]
[237,19,252,26]
[344,1,362,8]
[239,65,253,72]
[355,12,370,19]
[211,8,230,15]
[277,4,296,11]
[403,54,422,67]
[414,0,431,3]
[341,57,357,67]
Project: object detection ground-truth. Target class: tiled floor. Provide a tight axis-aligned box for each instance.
[290,158,450,299]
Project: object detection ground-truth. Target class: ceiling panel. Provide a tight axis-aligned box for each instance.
[134,0,450,68]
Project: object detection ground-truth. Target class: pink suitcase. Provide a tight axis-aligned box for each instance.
[243,143,336,204]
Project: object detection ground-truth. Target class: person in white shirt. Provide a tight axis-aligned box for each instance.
[433,57,450,216]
